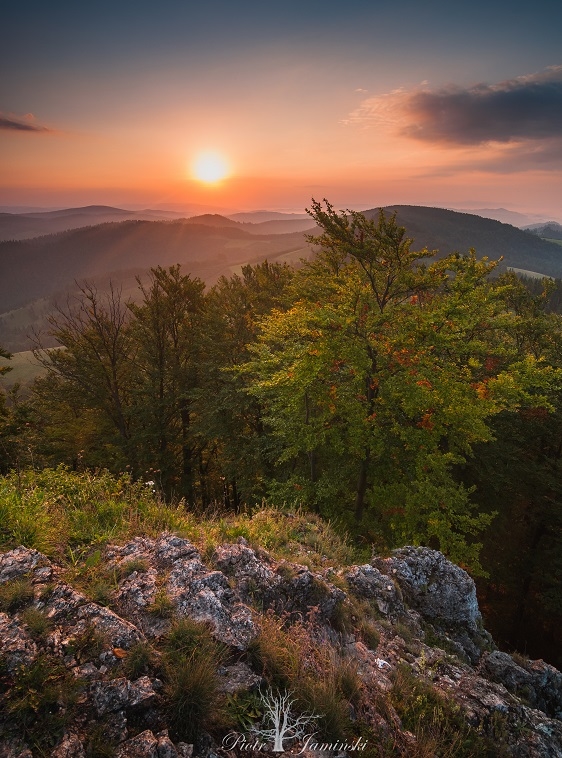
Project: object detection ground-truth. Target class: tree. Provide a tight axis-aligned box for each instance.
[0,345,12,375]
[195,261,294,507]
[460,273,562,664]
[0,346,12,419]
[242,201,559,569]
[33,283,136,471]
[128,266,206,500]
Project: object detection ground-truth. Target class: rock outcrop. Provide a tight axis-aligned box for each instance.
[1,538,561,757]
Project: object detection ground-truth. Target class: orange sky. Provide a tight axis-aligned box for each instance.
[2,2,561,218]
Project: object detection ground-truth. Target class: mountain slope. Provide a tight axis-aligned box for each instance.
[0,220,308,314]
[0,206,159,241]
[3,205,562,351]
[375,205,562,277]
[525,222,562,241]
[1,487,561,756]
[452,207,558,227]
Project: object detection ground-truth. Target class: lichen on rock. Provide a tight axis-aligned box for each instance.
[0,539,561,757]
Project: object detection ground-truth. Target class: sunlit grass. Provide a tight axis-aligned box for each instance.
[0,466,357,571]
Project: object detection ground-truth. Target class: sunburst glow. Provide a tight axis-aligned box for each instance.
[192,151,230,183]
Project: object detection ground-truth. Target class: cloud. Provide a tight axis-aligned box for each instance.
[0,113,52,132]
[347,66,562,146]
[423,138,562,176]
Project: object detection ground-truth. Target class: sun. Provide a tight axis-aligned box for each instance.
[192,151,230,183]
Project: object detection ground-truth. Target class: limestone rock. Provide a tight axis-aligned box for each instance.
[155,731,179,758]
[92,675,160,716]
[0,546,53,585]
[167,556,256,649]
[115,730,159,758]
[50,733,86,757]
[216,661,262,693]
[0,612,38,671]
[374,547,480,629]
[1,536,562,757]
[212,542,279,601]
[346,564,405,617]
[481,651,562,720]
[0,741,33,758]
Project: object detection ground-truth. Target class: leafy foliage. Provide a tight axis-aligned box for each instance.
[240,201,560,570]
[2,200,562,660]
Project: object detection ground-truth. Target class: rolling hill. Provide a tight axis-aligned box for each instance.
[0,217,312,351]
[376,206,562,277]
[3,205,562,353]
[452,207,559,227]
[0,206,316,243]
[0,205,194,242]
[525,222,562,241]
[0,219,310,313]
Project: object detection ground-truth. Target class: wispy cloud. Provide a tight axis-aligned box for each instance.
[346,65,562,146]
[0,113,52,132]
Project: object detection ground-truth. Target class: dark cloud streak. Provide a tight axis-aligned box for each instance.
[402,68,562,145]
[0,115,51,132]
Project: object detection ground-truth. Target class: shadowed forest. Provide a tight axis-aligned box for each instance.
[2,201,562,668]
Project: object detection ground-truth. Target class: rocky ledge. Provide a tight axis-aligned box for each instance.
[1,535,561,757]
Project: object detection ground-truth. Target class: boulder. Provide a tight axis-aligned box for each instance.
[373,547,480,630]
[92,676,160,716]
[481,651,562,720]
[346,564,405,617]
[0,613,38,671]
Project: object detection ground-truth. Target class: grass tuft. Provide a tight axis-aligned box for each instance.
[390,663,507,757]
[0,577,34,613]
[117,558,149,580]
[2,654,81,750]
[148,588,175,618]
[66,625,107,662]
[123,641,157,679]
[20,606,53,639]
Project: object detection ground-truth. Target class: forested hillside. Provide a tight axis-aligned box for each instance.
[381,206,562,275]
[1,202,562,669]
[0,220,309,314]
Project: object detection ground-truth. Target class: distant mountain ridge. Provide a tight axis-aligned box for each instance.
[0,206,190,242]
[376,205,562,277]
[3,204,562,352]
[452,207,560,227]
[229,211,309,222]
[525,222,562,241]
[0,206,314,242]
[0,218,310,314]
